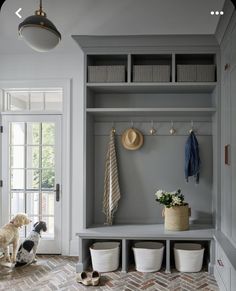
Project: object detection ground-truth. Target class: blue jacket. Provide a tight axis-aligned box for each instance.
[185,131,200,183]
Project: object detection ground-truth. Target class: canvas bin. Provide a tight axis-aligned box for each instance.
[90,242,120,272]
[174,243,205,272]
[133,242,164,272]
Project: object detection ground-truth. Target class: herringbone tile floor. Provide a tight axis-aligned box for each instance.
[0,255,219,290]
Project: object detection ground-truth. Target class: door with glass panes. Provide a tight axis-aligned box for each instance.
[1,115,61,253]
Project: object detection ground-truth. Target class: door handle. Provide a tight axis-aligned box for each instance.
[54,184,60,202]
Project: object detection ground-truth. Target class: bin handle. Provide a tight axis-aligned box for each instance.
[217,259,224,267]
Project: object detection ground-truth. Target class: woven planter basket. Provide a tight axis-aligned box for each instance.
[162,204,191,231]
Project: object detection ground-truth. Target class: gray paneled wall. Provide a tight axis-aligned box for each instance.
[94,122,213,225]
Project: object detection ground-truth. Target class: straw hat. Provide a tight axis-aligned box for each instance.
[121,128,144,150]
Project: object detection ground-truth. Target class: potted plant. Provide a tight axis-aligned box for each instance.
[155,189,191,231]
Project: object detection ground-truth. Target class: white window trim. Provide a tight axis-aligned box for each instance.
[0,79,71,255]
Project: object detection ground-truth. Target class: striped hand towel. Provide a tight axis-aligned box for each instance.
[103,129,121,225]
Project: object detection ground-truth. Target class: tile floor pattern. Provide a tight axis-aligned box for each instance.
[0,255,219,291]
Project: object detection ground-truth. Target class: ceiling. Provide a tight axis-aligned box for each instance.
[0,0,226,54]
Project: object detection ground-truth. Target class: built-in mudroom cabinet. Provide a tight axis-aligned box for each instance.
[73,31,236,289]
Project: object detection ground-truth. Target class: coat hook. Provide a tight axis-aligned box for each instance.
[149,120,157,135]
[170,121,176,135]
[189,120,194,134]
[111,122,116,133]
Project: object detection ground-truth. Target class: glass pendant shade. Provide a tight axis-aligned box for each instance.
[18,2,61,52]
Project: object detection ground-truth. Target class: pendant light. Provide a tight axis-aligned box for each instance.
[18,0,61,52]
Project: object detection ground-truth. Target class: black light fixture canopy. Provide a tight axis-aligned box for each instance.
[18,0,61,52]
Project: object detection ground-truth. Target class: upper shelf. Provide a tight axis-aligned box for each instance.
[86,82,217,94]
[86,107,216,117]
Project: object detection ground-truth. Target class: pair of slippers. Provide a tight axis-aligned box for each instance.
[76,270,100,286]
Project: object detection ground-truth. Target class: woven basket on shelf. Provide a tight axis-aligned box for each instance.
[162,204,191,231]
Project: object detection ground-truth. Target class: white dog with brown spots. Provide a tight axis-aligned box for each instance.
[0,213,31,263]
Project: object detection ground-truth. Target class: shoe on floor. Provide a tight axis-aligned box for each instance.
[91,270,100,286]
[76,271,91,286]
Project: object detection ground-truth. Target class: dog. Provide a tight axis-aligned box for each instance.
[15,221,47,267]
[0,213,31,263]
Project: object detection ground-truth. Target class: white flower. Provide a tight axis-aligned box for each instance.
[155,190,164,199]
[172,196,182,206]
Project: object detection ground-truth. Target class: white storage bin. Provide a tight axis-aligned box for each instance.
[153,65,171,82]
[174,243,205,272]
[177,65,197,82]
[196,65,215,82]
[90,242,120,272]
[133,242,164,272]
[133,65,153,82]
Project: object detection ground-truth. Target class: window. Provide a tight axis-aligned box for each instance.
[2,89,63,112]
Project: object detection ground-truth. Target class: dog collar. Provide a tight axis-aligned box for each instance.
[10,221,19,228]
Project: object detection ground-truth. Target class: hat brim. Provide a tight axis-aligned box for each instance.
[121,128,144,150]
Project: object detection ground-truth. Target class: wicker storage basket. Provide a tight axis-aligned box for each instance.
[162,204,191,231]
[88,66,107,83]
[153,65,171,82]
[88,65,125,83]
[133,65,171,82]
[107,65,125,82]
[174,243,205,272]
[133,242,164,272]
[133,65,152,82]
[177,65,197,82]
[90,242,120,272]
[196,65,215,82]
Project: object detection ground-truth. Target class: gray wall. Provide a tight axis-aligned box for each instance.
[94,131,213,225]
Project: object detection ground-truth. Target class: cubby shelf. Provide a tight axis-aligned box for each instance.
[86,107,216,117]
[86,82,217,93]
[76,225,215,273]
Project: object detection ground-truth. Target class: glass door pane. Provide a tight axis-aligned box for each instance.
[9,121,56,239]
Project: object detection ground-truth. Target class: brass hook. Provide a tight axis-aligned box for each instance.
[189,120,194,134]
[170,121,176,135]
[111,122,116,133]
[149,120,157,135]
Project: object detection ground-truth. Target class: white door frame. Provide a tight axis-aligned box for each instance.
[0,79,71,255]
[2,114,62,253]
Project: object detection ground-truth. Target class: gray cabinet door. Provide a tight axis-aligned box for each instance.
[231,24,236,243]
[221,39,232,236]
[231,60,236,244]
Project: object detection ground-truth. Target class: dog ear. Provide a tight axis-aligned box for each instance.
[43,222,47,232]
[12,214,22,227]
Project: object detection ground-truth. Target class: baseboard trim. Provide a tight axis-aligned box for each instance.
[214,265,227,291]
[76,257,90,273]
